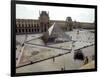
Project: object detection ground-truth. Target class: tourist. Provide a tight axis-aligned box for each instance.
[52,56,55,62]
[61,67,64,71]
[83,56,89,65]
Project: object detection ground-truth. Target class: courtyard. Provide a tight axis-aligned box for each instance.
[16,29,95,73]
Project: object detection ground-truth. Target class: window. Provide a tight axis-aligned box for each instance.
[37,29,39,32]
[19,29,21,33]
[34,24,36,28]
[28,24,30,27]
[22,29,24,33]
[35,29,36,32]
[19,24,20,27]
[22,24,24,27]
[32,29,34,32]
[29,29,31,32]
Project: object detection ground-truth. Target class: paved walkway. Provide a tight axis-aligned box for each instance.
[16,29,95,73]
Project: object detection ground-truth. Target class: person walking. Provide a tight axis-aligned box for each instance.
[52,56,55,62]
[61,67,64,71]
[83,56,89,65]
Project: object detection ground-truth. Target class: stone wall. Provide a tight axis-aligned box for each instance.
[16,11,94,34]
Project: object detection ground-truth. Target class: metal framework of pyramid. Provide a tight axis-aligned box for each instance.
[41,23,72,44]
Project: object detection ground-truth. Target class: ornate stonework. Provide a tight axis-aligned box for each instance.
[16,11,94,34]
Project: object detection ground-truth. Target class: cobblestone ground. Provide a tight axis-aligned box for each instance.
[16,29,95,73]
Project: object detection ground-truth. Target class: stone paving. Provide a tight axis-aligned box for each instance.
[16,29,95,73]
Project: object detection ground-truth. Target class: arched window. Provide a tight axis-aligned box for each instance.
[22,29,24,33]
[19,29,21,33]
[22,24,24,28]
[19,24,20,27]
[25,29,27,32]
[29,29,31,32]
[37,29,39,32]
[35,29,36,32]
[34,24,36,28]
[32,29,33,32]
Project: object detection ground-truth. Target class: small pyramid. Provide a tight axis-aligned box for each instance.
[41,23,71,44]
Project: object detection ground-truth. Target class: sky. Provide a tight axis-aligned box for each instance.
[16,4,95,23]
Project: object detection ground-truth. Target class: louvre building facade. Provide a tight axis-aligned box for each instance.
[16,11,94,34]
